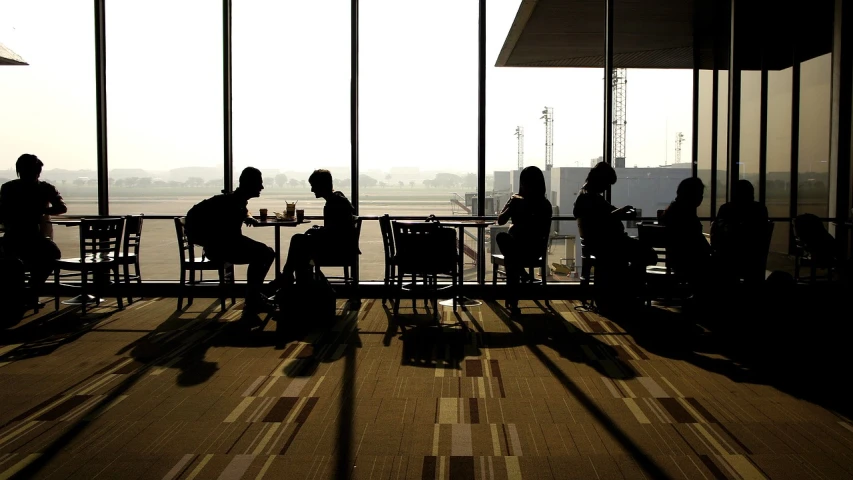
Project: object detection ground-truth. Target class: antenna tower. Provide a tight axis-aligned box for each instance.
[611,69,627,161]
[540,107,554,170]
[514,126,524,169]
[674,132,684,165]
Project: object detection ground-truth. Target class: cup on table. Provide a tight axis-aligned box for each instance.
[259,208,268,222]
[285,202,296,220]
[296,209,305,223]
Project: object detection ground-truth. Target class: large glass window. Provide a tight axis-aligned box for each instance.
[0,0,98,259]
[716,70,730,214]
[739,70,761,196]
[104,0,223,279]
[697,70,714,219]
[614,69,693,222]
[361,0,478,282]
[766,66,793,257]
[233,0,351,281]
[797,53,832,217]
[485,0,604,283]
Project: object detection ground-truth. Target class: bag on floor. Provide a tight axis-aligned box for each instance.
[276,269,336,325]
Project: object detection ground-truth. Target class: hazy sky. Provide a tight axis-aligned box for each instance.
[0,0,693,176]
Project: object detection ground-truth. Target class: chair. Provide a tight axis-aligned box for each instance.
[392,221,459,319]
[312,217,363,302]
[379,214,397,306]
[109,214,144,305]
[637,223,673,305]
[491,238,549,306]
[54,217,125,314]
[173,217,235,311]
[793,215,837,283]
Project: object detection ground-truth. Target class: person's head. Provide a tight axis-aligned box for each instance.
[583,162,617,193]
[16,154,43,182]
[731,179,755,203]
[237,167,263,198]
[675,177,705,208]
[308,169,333,198]
[518,166,546,198]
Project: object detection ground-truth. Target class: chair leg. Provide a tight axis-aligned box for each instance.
[81,270,88,315]
[54,269,60,311]
[218,267,226,312]
[382,264,390,306]
[229,265,236,306]
[135,258,143,299]
[114,267,124,310]
[394,270,404,316]
[177,268,186,310]
[187,269,195,307]
[492,264,498,285]
[123,263,132,305]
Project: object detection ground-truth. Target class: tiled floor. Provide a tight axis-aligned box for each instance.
[0,296,852,479]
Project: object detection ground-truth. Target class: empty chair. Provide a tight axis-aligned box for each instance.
[174,217,235,311]
[54,217,125,314]
[392,220,459,319]
[109,214,144,305]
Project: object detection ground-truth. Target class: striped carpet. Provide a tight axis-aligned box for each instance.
[0,296,851,479]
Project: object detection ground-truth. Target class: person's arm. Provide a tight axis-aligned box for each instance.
[0,184,8,223]
[497,196,518,225]
[611,205,635,218]
[45,185,67,215]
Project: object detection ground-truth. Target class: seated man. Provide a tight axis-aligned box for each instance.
[185,167,275,318]
[280,169,356,284]
[711,180,770,284]
[0,154,66,309]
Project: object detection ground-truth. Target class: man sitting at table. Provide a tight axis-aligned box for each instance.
[0,154,66,309]
[279,169,356,285]
[185,167,275,318]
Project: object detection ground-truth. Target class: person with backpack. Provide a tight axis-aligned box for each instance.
[185,167,275,319]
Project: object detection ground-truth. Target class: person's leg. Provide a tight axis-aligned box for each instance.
[12,237,59,306]
[232,236,275,308]
[496,232,520,311]
[280,234,313,284]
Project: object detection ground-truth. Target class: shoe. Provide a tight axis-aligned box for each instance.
[244,297,277,315]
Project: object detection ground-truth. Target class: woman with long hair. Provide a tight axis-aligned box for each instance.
[495,166,553,314]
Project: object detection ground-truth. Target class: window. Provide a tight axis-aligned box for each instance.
[766,66,793,258]
[797,53,832,218]
[360,0,478,281]
[716,70,729,214]
[0,0,98,262]
[739,70,761,196]
[233,0,351,281]
[697,70,714,219]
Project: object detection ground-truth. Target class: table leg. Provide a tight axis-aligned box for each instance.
[274,224,281,275]
[441,225,482,308]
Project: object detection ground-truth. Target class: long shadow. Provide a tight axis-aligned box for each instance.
[9,301,232,479]
[481,300,670,479]
[604,283,853,419]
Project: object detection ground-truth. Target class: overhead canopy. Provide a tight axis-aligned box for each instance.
[496,0,833,70]
[0,42,27,66]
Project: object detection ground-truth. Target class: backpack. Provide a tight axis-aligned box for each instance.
[184,196,221,246]
[276,269,336,326]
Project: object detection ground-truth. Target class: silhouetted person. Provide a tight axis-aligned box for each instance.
[0,154,65,308]
[280,169,356,284]
[660,177,713,292]
[573,162,655,304]
[711,180,770,284]
[185,167,275,318]
[496,166,552,314]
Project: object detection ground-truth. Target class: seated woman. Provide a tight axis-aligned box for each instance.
[573,162,655,307]
[711,180,769,284]
[495,166,553,314]
[660,177,713,292]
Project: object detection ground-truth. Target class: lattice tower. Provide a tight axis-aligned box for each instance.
[611,68,627,161]
[674,132,684,165]
[541,107,554,170]
[515,126,524,169]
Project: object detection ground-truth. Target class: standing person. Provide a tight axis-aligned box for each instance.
[185,167,275,319]
[279,169,356,284]
[495,166,552,315]
[0,154,66,309]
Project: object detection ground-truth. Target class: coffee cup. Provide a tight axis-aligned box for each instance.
[259,208,268,221]
[285,202,296,219]
[296,209,305,223]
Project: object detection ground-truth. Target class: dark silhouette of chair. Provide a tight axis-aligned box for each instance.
[491,238,549,306]
[392,221,459,319]
[54,217,125,314]
[312,217,363,301]
[793,214,837,283]
[173,217,235,311]
[637,223,674,305]
[379,214,397,306]
[108,214,144,305]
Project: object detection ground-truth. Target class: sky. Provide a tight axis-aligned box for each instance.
[0,0,693,177]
